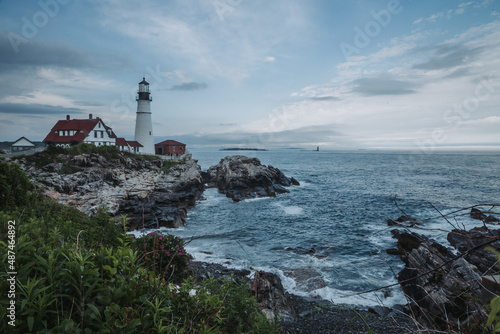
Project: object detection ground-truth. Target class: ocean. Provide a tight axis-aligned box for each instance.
[133,149,500,307]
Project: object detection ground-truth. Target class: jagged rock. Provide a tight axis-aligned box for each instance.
[251,270,296,323]
[284,268,326,292]
[189,261,251,281]
[471,208,487,221]
[447,227,500,275]
[16,153,204,230]
[392,229,487,331]
[387,215,418,227]
[485,215,500,223]
[205,155,299,202]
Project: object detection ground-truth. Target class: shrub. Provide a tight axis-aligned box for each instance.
[0,162,31,210]
[162,160,178,173]
[134,233,192,283]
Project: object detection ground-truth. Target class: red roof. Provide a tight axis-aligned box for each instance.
[155,140,185,147]
[115,138,128,146]
[43,116,114,144]
[127,141,143,147]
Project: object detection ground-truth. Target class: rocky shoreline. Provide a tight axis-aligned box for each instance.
[189,261,418,334]
[388,207,500,332]
[14,152,299,229]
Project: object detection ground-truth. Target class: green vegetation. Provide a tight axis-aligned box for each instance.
[162,160,178,173]
[0,161,279,333]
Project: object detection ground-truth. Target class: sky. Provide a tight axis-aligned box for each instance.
[0,0,499,150]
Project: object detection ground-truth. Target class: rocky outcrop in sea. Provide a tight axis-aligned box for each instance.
[15,152,300,229]
[203,155,299,202]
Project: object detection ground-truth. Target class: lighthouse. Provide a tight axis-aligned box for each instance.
[134,77,155,154]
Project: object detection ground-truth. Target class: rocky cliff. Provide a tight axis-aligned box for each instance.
[389,208,500,332]
[203,155,299,202]
[16,152,204,230]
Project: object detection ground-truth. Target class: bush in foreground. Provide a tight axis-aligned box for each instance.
[0,160,279,333]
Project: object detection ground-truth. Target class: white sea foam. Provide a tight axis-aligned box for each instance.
[309,286,407,308]
[273,203,304,215]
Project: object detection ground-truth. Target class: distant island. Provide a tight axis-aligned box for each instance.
[220,148,268,151]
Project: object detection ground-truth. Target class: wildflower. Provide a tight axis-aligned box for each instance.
[167,252,170,256]
[159,236,163,240]
[160,245,164,249]
[149,232,153,236]
[179,252,182,255]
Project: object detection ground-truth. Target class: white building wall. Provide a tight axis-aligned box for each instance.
[134,100,154,154]
[11,138,35,148]
[83,121,116,146]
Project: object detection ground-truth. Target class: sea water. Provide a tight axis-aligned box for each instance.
[133,149,500,307]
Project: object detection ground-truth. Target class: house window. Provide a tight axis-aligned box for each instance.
[173,146,176,152]
[98,122,101,128]
[94,131,98,138]
[100,131,103,138]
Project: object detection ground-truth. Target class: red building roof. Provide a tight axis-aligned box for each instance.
[115,138,128,146]
[43,115,114,144]
[127,141,143,147]
[155,140,186,147]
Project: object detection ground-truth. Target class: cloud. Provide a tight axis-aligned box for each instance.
[265,56,276,62]
[169,82,208,91]
[0,103,84,115]
[0,30,131,71]
[412,44,485,70]
[413,2,475,25]
[308,96,339,101]
[93,0,311,80]
[350,78,419,96]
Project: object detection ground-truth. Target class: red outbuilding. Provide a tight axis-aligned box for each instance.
[155,140,186,156]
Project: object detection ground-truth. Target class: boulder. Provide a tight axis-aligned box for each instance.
[485,215,500,224]
[392,229,487,331]
[447,227,500,275]
[284,267,326,292]
[205,155,299,202]
[471,208,487,221]
[251,270,296,323]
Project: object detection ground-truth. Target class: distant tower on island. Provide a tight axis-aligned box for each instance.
[134,77,154,154]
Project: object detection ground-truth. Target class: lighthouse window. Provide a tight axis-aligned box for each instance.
[149,131,151,135]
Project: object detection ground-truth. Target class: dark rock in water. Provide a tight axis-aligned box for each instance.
[284,267,326,292]
[251,270,296,323]
[205,155,299,202]
[485,215,500,223]
[385,248,402,255]
[189,261,251,281]
[387,219,400,226]
[388,215,418,227]
[392,229,487,331]
[291,177,300,186]
[471,207,487,221]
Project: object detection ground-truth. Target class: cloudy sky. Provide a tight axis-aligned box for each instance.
[0,0,499,150]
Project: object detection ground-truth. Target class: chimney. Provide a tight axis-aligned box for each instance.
[89,113,93,119]
[66,115,70,121]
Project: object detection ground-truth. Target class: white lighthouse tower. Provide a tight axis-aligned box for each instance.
[134,77,155,154]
